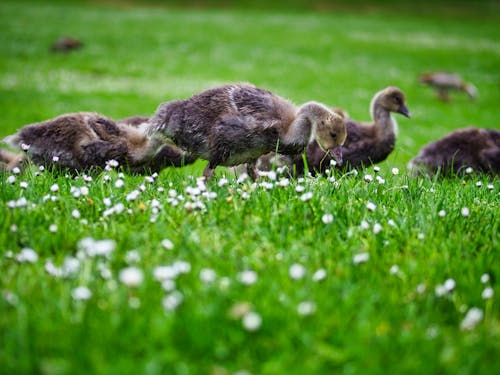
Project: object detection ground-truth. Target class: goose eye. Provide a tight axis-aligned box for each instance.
[330,132,337,139]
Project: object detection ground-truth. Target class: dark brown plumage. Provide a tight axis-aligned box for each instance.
[256,86,410,176]
[50,36,83,53]
[420,72,477,101]
[2,112,193,173]
[408,127,500,176]
[147,83,347,178]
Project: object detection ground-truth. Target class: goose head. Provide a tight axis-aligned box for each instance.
[373,86,411,118]
[303,103,347,165]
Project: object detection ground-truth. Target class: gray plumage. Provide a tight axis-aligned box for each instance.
[408,127,500,176]
[147,83,347,178]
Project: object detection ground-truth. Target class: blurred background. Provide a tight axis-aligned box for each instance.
[1,0,499,169]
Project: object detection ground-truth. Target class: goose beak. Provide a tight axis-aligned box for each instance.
[329,146,343,166]
[398,105,411,118]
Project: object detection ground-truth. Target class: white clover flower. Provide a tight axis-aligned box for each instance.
[163,291,184,311]
[387,219,396,227]
[476,181,482,187]
[259,181,274,190]
[487,184,494,190]
[237,173,249,184]
[154,266,178,281]
[373,223,382,234]
[321,214,334,224]
[49,224,58,233]
[186,186,201,196]
[461,207,470,217]
[16,248,38,263]
[114,179,125,188]
[376,176,385,184]
[481,287,494,299]
[418,233,425,240]
[71,209,81,219]
[45,260,63,278]
[6,175,16,184]
[242,311,262,331]
[20,181,28,189]
[80,186,89,196]
[460,307,483,331]
[106,159,119,168]
[353,252,369,265]
[434,284,447,297]
[126,190,140,201]
[218,177,228,187]
[267,171,277,181]
[83,175,92,183]
[438,210,446,217]
[444,278,456,292]
[391,167,399,175]
[119,267,144,287]
[52,155,60,162]
[360,220,370,230]
[416,283,427,294]
[465,167,474,174]
[480,273,490,284]
[278,177,290,187]
[50,183,59,192]
[295,185,305,193]
[297,301,316,316]
[389,265,400,275]
[125,250,141,264]
[72,286,92,301]
[199,268,216,283]
[203,191,218,199]
[238,270,258,285]
[312,268,327,282]
[161,239,174,250]
[78,237,116,257]
[21,143,30,150]
[173,260,191,274]
[62,257,80,277]
[300,192,313,202]
[289,263,306,280]
[366,202,377,211]
[373,166,381,173]
[10,225,18,232]
[161,279,176,292]
[364,174,373,183]
[98,264,112,280]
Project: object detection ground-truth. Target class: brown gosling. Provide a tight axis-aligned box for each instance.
[147,83,347,179]
[408,127,500,176]
[419,72,477,101]
[257,86,410,176]
[2,112,190,173]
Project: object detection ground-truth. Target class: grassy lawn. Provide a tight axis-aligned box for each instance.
[0,1,499,374]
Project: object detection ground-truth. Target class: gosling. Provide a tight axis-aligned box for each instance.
[147,83,347,179]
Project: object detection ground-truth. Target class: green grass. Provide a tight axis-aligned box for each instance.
[1,1,499,374]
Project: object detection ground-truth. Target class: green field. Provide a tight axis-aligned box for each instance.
[0,1,499,374]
